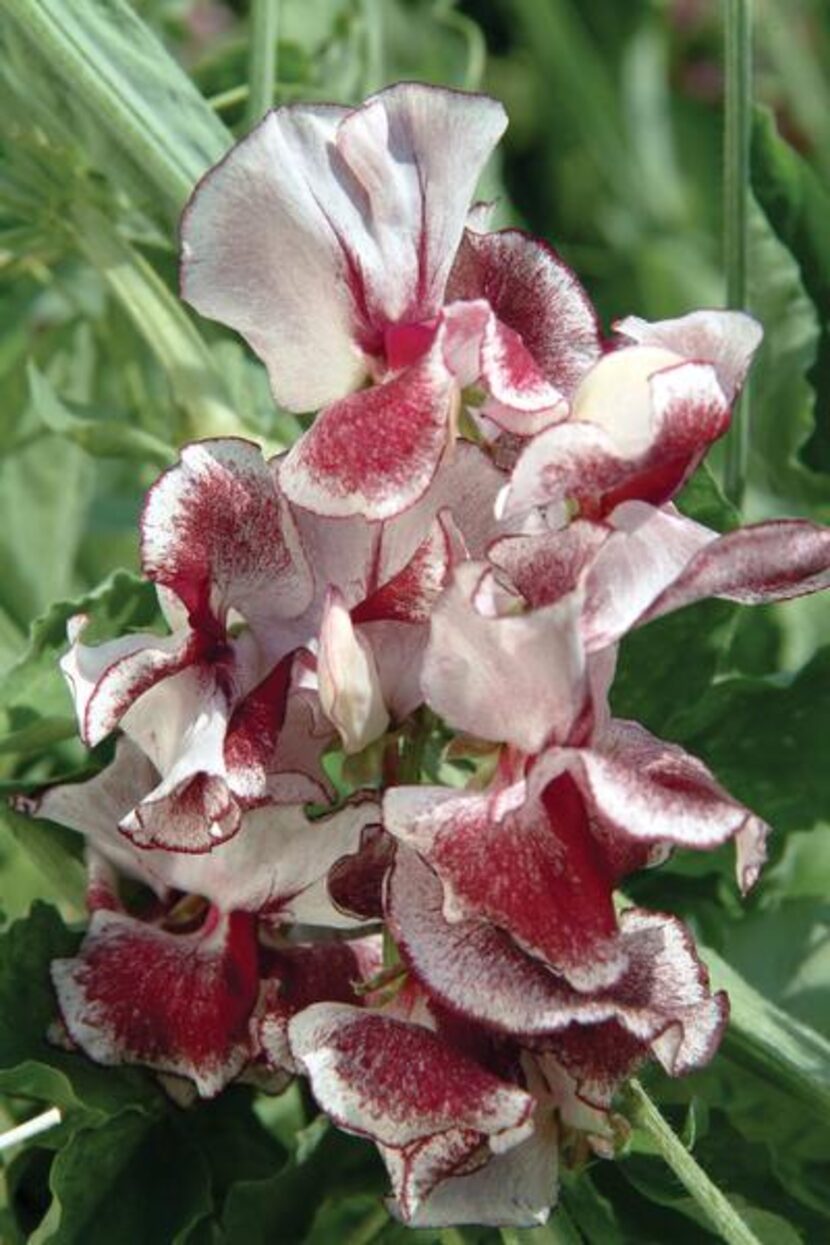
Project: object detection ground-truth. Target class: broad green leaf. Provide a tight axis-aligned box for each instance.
[0,902,159,1119]
[0,569,158,768]
[3,0,230,218]
[751,106,830,480]
[743,194,830,517]
[0,805,85,915]
[0,433,94,634]
[678,645,830,835]
[224,1119,384,1245]
[30,1110,212,1245]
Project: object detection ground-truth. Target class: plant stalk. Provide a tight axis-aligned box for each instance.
[723,0,753,507]
[623,1080,761,1245]
[247,0,280,126]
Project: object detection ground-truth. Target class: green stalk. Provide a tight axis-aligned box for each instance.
[623,1081,761,1245]
[723,0,753,507]
[247,0,280,127]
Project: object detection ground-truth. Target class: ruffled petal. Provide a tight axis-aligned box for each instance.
[614,309,762,402]
[558,719,771,891]
[52,908,259,1097]
[641,518,830,621]
[335,84,507,328]
[387,850,727,1072]
[181,103,367,411]
[384,775,624,989]
[289,1002,534,1223]
[505,353,730,519]
[142,438,312,640]
[279,352,455,521]
[61,618,193,748]
[447,229,601,402]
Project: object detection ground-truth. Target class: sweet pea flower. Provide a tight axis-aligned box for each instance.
[503,309,763,519]
[181,83,601,519]
[22,739,381,1096]
[61,439,320,853]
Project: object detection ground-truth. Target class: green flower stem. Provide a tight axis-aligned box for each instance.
[723,0,753,507]
[247,0,280,126]
[343,1203,388,1245]
[623,1080,761,1245]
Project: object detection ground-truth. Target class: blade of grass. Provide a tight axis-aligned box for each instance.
[723,0,753,507]
[247,0,280,126]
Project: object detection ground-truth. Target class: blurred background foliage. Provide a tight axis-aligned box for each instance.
[1,2,829,1242]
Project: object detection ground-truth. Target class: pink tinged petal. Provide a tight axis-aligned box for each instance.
[384,776,623,988]
[360,619,429,724]
[142,438,312,638]
[328,823,396,921]
[568,719,771,876]
[288,1002,534,1223]
[180,104,368,411]
[257,938,382,1075]
[398,1114,558,1229]
[422,562,586,752]
[538,1023,648,1112]
[615,309,762,402]
[640,519,830,621]
[117,666,237,853]
[23,740,169,894]
[447,229,602,401]
[506,352,730,519]
[581,502,713,649]
[387,850,726,1073]
[160,797,381,924]
[264,685,335,806]
[52,908,259,1097]
[288,440,505,611]
[489,521,610,610]
[335,84,507,326]
[61,620,193,747]
[318,588,389,754]
[279,351,455,521]
[352,514,457,625]
[223,653,294,804]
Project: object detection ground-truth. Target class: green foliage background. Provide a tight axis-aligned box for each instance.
[0,1,829,1241]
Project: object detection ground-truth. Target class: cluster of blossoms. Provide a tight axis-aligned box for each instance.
[23,85,830,1227]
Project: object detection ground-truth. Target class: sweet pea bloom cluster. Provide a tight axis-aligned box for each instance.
[23,84,830,1228]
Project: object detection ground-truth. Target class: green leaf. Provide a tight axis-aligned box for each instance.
[3,0,231,218]
[610,463,741,736]
[677,646,830,835]
[0,569,159,768]
[702,946,830,1122]
[0,902,159,1119]
[27,364,175,469]
[30,1110,212,1245]
[0,804,86,915]
[224,1119,384,1245]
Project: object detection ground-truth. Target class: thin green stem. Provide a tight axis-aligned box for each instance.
[343,1202,388,1245]
[623,1081,761,1245]
[247,0,280,126]
[723,0,753,507]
